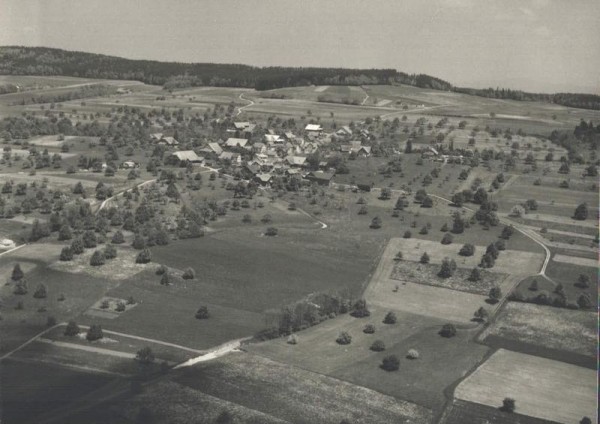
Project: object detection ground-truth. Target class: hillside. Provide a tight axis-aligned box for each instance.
[0,46,598,110]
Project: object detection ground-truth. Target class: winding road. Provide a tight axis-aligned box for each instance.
[236,92,255,116]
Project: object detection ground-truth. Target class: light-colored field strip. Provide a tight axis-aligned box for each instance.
[455,349,597,424]
[376,99,392,107]
[37,338,138,359]
[552,254,597,267]
[520,224,595,240]
[499,212,597,229]
[314,85,329,92]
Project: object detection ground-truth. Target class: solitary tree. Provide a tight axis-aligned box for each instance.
[135,347,155,365]
[383,311,397,324]
[439,323,457,338]
[86,324,104,341]
[459,244,475,256]
[573,203,588,220]
[336,331,352,345]
[370,216,382,229]
[182,267,196,279]
[474,307,489,322]
[33,284,47,299]
[370,340,386,352]
[64,320,81,336]
[420,252,430,264]
[11,263,24,281]
[90,250,106,266]
[469,267,481,281]
[381,355,400,371]
[488,286,502,303]
[438,258,456,278]
[501,398,515,413]
[136,248,152,264]
[195,305,210,319]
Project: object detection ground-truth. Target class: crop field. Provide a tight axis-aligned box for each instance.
[483,302,597,359]
[174,353,433,424]
[441,400,561,424]
[248,309,489,411]
[85,380,290,424]
[0,358,117,424]
[454,349,597,424]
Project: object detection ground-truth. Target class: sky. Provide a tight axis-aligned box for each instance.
[1,0,599,93]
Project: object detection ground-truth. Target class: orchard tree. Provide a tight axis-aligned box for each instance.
[488,286,502,303]
[135,347,155,365]
[383,311,397,324]
[60,246,74,261]
[86,324,104,341]
[439,323,457,338]
[33,284,47,299]
[11,263,24,281]
[381,355,400,371]
[474,307,489,322]
[136,248,152,264]
[501,398,516,413]
[64,320,80,336]
[573,203,588,220]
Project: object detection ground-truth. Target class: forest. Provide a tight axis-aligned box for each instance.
[0,46,598,110]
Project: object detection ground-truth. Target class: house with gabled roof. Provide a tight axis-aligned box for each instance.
[305,170,335,186]
[225,138,249,149]
[305,124,323,133]
[285,155,307,167]
[171,150,203,163]
[159,136,179,146]
[207,142,223,155]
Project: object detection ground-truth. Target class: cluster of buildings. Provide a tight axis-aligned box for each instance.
[148,122,373,187]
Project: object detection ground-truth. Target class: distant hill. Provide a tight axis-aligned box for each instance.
[0,46,598,110]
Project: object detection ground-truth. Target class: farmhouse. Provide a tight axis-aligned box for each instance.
[158,136,179,146]
[219,151,242,164]
[233,122,250,130]
[285,155,307,167]
[254,173,274,186]
[120,160,137,169]
[264,134,284,143]
[305,124,323,133]
[207,142,223,155]
[171,150,203,163]
[336,126,353,136]
[150,133,163,141]
[225,138,249,149]
[305,170,335,186]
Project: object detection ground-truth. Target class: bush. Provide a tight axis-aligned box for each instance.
[64,320,80,336]
[336,331,352,345]
[182,267,195,280]
[383,311,397,324]
[136,248,152,264]
[195,305,209,319]
[90,250,106,266]
[381,355,400,371]
[265,227,278,236]
[86,324,104,341]
[115,301,126,312]
[363,324,376,334]
[406,349,419,359]
[370,340,386,352]
[439,323,457,338]
[59,246,74,261]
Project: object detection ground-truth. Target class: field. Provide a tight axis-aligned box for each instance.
[454,349,597,424]
[482,302,597,360]
[248,308,488,412]
[173,353,433,424]
[441,400,562,424]
[0,358,117,424]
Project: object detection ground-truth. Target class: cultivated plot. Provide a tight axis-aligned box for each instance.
[454,349,597,424]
